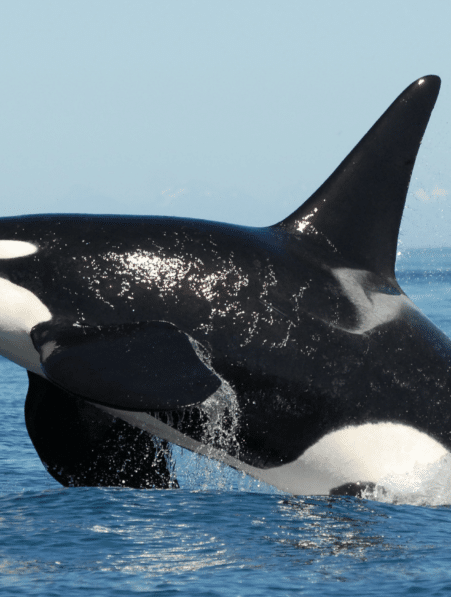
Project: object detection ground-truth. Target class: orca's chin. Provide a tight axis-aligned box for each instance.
[0,277,50,374]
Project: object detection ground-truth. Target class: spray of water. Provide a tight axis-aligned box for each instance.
[361,453,451,507]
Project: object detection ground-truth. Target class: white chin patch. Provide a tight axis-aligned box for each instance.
[0,277,51,375]
[0,240,37,259]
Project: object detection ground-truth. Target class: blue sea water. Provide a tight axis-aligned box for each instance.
[1,248,451,596]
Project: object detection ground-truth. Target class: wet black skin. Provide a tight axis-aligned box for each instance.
[9,208,451,471]
[2,74,449,489]
[25,371,178,489]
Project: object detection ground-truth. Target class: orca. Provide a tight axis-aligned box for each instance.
[1,74,449,495]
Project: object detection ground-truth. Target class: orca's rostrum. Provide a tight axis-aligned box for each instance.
[0,75,448,495]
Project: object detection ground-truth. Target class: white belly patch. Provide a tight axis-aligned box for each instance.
[96,409,449,496]
[284,422,448,495]
[0,277,51,374]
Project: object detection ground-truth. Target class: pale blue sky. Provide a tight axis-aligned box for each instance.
[0,1,450,246]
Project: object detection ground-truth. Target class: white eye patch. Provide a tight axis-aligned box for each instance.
[0,240,38,259]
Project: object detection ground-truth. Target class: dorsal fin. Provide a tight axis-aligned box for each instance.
[274,75,441,279]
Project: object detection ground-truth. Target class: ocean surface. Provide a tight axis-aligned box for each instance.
[2,247,451,596]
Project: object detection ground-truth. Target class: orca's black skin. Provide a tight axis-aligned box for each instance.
[25,372,178,488]
[2,75,449,493]
[329,482,376,498]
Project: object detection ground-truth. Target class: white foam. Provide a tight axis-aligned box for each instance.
[0,240,37,259]
[365,452,451,506]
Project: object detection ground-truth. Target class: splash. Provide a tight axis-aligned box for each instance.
[363,453,451,507]
[171,446,281,493]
